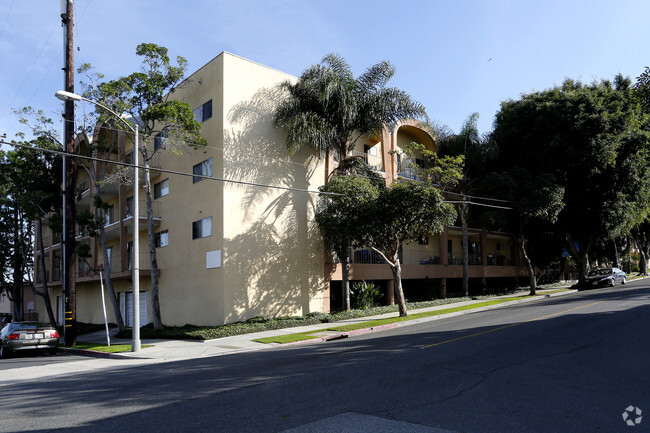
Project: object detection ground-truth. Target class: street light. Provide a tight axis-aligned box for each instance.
[55,90,141,352]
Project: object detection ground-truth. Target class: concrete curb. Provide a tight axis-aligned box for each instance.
[271,289,579,347]
[59,346,152,360]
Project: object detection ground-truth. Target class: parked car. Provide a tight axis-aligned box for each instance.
[586,267,627,288]
[0,322,59,359]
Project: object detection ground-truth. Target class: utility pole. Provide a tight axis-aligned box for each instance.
[61,0,76,347]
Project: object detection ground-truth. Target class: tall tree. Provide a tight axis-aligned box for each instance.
[0,139,61,325]
[480,169,564,294]
[435,113,495,296]
[359,179,457,316]
[84,43,206,328]
[491,76,650,285]
[274,53,426,310]
[316,175,381,311]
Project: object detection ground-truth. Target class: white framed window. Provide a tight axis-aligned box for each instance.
[154,129,169,150]
[103,205,115,227]
[193,158,212,183]
[193,100,212,123]
[106,246,114,272]
[154,179,169,199]
[127,241,133,270]
[192,217,212,239]
[155,229,169,248]
[126,196,133,218]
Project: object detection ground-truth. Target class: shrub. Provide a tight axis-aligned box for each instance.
[351,281,382,309]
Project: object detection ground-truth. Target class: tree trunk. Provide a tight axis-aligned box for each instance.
[142,154,162,328]
[565,234,590,285]
[634,232,649,275]
[612,238,621,269]
[519,236,536,295]
[11,205,24,321]
[36,222,57,326]
[341,238,351,311]
[460,201,469,297]
[99,223,125,331]
[391,256,408,317]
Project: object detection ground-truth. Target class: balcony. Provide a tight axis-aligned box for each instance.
[397,157,425,180]
[349,150,383,172]
[101,200,161,241]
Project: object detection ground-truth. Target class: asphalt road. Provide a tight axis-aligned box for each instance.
[2,282,649,433]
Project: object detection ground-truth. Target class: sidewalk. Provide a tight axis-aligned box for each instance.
[63,288,577,362]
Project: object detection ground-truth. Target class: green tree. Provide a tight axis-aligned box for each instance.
[0,139,61,325]
[275,53,426,309]
[84,43,206,328]
[480,169,564,294]
[434,113,496,296]
[358,179,457,316]
[491,76,650,285]
[316,175,381,310]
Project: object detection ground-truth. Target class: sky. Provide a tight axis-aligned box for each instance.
[1,0,649,145]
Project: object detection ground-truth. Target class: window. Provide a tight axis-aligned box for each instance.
[193,158,212,183]
[106,246,114,272]
[154,129,168,151]
[103,205,115,227]
[124,151,134,165]
[193,100,212,123]
[192,217,212,239]
[126,196,133,218]
[155,230,169,248]
[154,179,169,199]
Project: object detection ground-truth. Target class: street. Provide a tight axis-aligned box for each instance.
[2,282,649,432]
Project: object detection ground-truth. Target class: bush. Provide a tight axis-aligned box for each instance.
[351,281,382,309]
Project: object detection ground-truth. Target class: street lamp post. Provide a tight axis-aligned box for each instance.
[55,90,141,352]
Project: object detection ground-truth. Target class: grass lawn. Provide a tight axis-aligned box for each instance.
[253,332,321,345]
[73,342,152,353]
[254,295,542,344]
[110,287,574,343]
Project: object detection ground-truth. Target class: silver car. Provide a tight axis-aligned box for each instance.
[586,267,627,288]
[0,322,59,358]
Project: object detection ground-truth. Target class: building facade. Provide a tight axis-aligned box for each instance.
[33,52,527,327]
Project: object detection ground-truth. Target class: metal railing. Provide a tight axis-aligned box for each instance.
[397,157,424,180]
[349,150,383,171]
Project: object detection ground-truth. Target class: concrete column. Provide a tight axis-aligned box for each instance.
[439,278,447,299]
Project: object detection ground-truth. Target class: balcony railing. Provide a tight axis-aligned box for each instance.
[401,250,441,265]
[397,157,425,180]
[352,248,385,264]
[349,150,383,171]
[125,200,160,220]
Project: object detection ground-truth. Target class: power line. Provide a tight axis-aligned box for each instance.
[445,200,512,210]
[1,140,341,197]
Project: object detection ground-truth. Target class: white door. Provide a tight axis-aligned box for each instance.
[119,291,149,328]
[57,296,64,326]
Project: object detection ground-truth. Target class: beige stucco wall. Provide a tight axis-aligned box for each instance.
[133,52,327,326]
[220,53,326,323]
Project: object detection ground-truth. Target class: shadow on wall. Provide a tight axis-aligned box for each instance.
[222,87,324,322]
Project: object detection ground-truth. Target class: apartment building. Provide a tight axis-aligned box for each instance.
[33,52,527,327]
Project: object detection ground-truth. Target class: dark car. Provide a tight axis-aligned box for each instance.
[586,267,627,288]
[0,321,59,359]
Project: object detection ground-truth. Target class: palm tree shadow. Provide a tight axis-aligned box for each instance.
[221,88,326,321]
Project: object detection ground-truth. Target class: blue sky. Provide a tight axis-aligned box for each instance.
[1,0,649,144]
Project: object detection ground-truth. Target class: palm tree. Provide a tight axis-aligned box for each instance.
[436,113,494,297]
[274,53,426,310]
